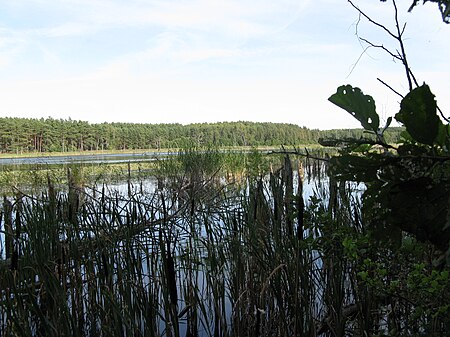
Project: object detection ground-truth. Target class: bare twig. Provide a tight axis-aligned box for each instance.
[392,0,416,90]
[377,78,404,98]
[359,37,402,60]
[437,106,450,123]
[347,0,397,39]
[347,45,372,78]
[348,0,420,93]
[319,137,398,151]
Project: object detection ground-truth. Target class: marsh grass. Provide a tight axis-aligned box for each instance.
[0,161,158,196]
[1,148,448,336]
[0,150,349,336]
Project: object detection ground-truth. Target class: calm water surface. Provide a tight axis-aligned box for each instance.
[0,151,173,166]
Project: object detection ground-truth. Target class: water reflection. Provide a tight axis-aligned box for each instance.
[0,151,173,166]
[0,157,361,336]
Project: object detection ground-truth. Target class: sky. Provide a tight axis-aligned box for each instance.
[0,0,448,130]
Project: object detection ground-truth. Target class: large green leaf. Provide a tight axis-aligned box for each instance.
[329,85,379,132]
[395,84,441,145]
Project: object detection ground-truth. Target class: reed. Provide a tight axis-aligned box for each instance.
[0,148,448,336]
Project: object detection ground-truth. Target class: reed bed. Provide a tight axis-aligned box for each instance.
[0,149,448,336]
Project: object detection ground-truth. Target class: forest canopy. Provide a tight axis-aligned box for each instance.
[0,117,403,154]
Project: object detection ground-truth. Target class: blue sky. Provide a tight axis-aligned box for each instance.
[0,0,448,129]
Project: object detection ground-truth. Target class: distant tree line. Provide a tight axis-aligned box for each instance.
[0,117,403,154]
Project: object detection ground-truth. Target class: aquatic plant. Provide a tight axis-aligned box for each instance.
[1,148,448,336]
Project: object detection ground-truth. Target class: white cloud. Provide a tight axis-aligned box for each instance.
[31,22,93,38]
[174,48,241,63]
[6,0,305,37]
[0,31,27,70]
[0,0,448,130]
[0,0,313,73]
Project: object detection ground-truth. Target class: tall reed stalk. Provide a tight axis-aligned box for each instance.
[0,148,448,336]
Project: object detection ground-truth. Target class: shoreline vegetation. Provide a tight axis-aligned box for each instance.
[1,148,448,336]
[0,117,403,155]
[0,145,321,159]
[0,147,318,194]
[2,1,449,334]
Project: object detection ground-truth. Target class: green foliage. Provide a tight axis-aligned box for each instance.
[329,85,379,133]
[328,83,450,253]
[178,146,223,176]
[245,148,270,178]
[0,118,327,153]
[328,153,389,182]
[396,84,442,145]
[0,117,405,155]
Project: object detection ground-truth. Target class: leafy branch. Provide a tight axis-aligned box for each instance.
[328,0,450,258]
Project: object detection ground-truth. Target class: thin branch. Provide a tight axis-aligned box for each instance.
[359,37,402,61]
[319,137,398,151]
[392,0,414,90]
[409,68,419,87]
[437,105,450,123]
[347,45,372,78]
[354,12,362,40]
[347,0,397,39]
[401,21,407,36]
[349,0,418,92]
[377,78,404,98]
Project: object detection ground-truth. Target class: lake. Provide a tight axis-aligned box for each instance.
[0,152,348,336]
[0,151,172,166]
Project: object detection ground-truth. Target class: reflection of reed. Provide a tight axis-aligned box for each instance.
[0,153,321,335]
[1,149,441,336]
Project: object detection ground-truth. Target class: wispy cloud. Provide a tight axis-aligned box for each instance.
[0,0,447,129]
[0,29,27,70]
[5,0,307,38]
[0,0,313,73]
[31,22,93,38]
